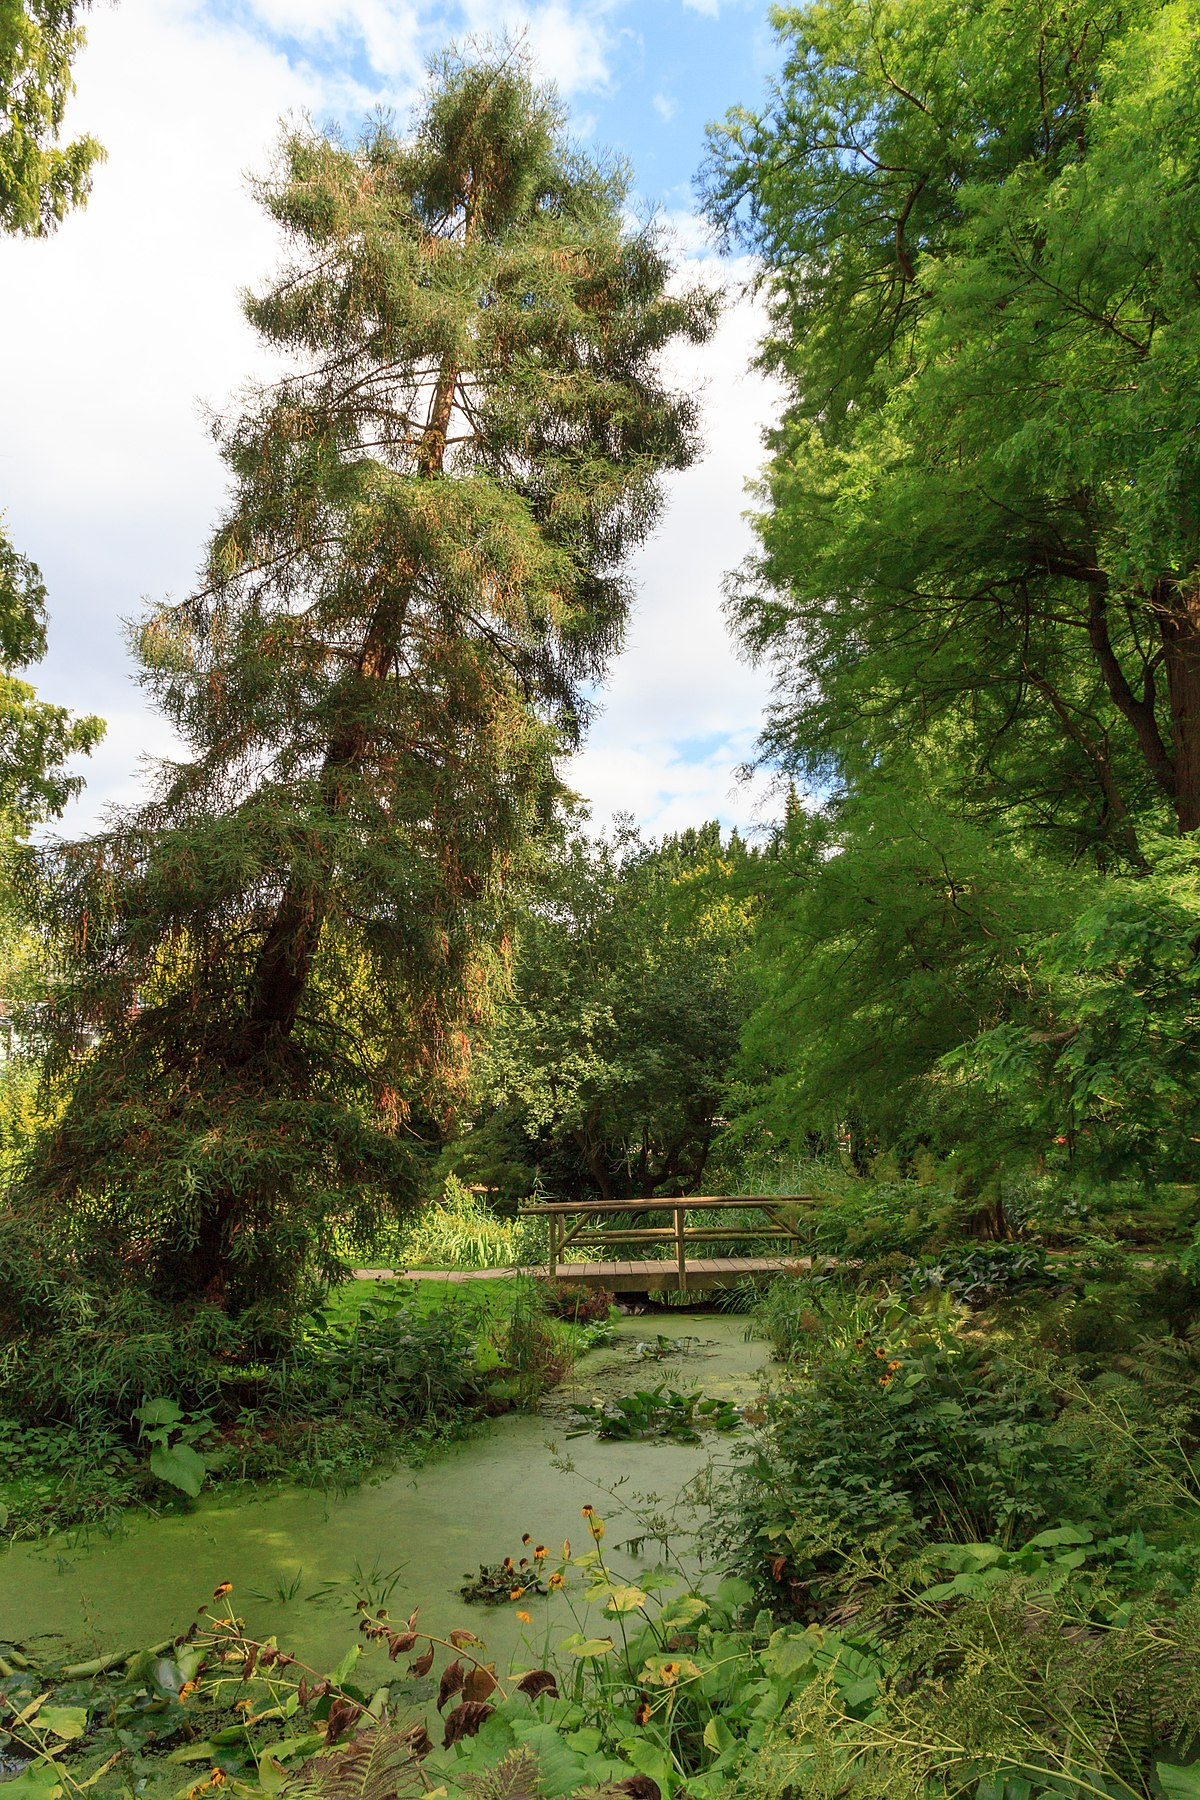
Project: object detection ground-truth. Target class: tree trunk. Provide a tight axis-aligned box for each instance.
[1161,581,1200,833]
[174,369,460,1296]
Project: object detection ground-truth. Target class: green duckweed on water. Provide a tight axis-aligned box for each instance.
[0,1312,767,1677]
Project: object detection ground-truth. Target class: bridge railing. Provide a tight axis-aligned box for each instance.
[519,1194,819,1288]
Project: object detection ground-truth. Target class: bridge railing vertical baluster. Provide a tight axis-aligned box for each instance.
[675,1204,686,1291]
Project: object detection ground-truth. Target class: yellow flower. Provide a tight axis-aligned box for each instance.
[533,1544,548,1560]
[510,1586,526,1599]
[212,1582,233,1599]
[588,1517,605,1541]
[548,1572,565,1590]
[888,1359,902,1371]
[516,1610,532,1623]
[581,1504,595,1517]
[659,1663,681,1687]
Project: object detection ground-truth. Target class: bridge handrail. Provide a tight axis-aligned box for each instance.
[519,1193,820,1285]
[519,1194,820,1213]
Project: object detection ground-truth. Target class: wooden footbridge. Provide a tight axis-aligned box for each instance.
[355,1196,818,1293]
[523,1194,814,1292]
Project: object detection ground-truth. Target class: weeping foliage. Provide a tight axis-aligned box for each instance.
[704,0,1200,1174]
[19,52,716,1306]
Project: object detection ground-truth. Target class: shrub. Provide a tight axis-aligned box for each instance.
[730,1284,1101,1613]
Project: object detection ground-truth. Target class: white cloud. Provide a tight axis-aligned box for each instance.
[455,0,618,95]
[652,91,676,123]
[238,0,425,86]
[0,0,321,834]
[563,260,784,838]
[681,0,721,17]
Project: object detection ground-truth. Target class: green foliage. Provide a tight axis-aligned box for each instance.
[702,0,1200,1188]
[706,0,1200,839]
[0,1249,571,1536]
[745,1553,1200,1800]
[0,530,103,829]
[567,1385,741,1444]
[0,0,103,235]
[460,820,756,1203]
[731,1284,1109,1610]
[4,1492,1200,1799]
[132,1397,213,1498]
[955,836,1200,1178]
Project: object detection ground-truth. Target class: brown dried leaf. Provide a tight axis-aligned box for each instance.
[515,1669,558,1703]
[448,1628,484,1649]
[437,1659,465,1712]
[325,1695,363,1746]
[408,1644,435,1679]
[442,1700,495,1748]
[463,1664,497,1703]
[398,1722,433,1759]
[388,1631,418,1659]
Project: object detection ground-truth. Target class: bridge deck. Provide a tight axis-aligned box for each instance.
[353,1257,805,1292]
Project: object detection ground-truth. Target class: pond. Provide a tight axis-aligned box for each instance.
[0,1310,769,1680]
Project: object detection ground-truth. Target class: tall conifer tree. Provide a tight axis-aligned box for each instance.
[27,52,715,1305]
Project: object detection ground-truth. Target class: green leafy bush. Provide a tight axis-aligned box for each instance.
[732,1285,1101,1611]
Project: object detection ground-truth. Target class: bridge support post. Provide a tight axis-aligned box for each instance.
[674,1204,686,1291]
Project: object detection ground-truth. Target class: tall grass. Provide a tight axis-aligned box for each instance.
[394,1176,545,1271]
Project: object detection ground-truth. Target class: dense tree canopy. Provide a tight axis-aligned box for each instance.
[460,821,756,1203]
[703,0,1200,1178]
[24,54,716,1305]
[705,0,1200,853]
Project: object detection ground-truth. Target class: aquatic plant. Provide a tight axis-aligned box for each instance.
[568,1386,740,1445]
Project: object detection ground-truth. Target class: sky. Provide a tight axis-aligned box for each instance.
[0,0,787,841]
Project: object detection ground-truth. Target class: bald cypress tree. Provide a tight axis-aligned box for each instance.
[27,52,715,1306]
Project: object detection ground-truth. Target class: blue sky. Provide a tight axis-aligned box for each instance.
[0,0,786,840]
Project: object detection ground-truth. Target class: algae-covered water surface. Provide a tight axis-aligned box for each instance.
[0,1311,767,1678]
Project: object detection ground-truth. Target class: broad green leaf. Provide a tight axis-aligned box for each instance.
[326,1644,362,1686]
[762,1629,819,1682]
[134,1398,184,1428]
[1158,1765,1200,1798]
[715,1577,755,1613]
[558,1633,615,1659]
[703,1715,736,1754]
[1026,1526,1093,1549]
[149,1442,206,1496]
[604,1585,648,1614]
[1,1764,63,1800]
[35,1707,87,1741]
[658,1595,709,1629]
